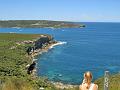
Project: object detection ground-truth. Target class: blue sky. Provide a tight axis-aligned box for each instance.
[0,0,120,22]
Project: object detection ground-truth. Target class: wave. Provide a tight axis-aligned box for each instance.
[49,41,67,49]
[33,59,37,61]
[9,32,16,33]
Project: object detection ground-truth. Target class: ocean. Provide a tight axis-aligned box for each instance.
[0,22,120,84]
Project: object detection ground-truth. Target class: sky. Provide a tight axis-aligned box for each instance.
[0,0,120,22]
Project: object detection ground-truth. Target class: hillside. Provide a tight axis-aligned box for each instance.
[95,74,120,90]
[0,33,58,90]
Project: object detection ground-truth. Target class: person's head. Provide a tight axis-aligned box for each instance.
[84,71,93,84]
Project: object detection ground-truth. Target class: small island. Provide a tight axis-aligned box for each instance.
[0,20,85,28]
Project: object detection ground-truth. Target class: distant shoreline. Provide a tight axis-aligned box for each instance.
[0,20,85,28]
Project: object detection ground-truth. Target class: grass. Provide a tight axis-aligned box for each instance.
[0,77,34,90]
[95,74,120,90]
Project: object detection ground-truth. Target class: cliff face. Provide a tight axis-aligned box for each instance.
[26,35,56,74]
[26,35,55,55]
[34,35,53,49]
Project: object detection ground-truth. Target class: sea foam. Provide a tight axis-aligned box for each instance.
[49,41,67,49]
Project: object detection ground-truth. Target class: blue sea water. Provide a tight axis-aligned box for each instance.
[1,22,120,84]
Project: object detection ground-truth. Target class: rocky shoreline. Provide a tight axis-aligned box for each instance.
[22,35,78,89]
[51,81,79,89]
[26,38,79,89]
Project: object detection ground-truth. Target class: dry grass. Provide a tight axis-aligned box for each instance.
[1,78,34,90]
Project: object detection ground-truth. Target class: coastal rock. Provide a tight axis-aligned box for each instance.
[52,82,78,89]
[34,35,53,49]
[26,35,57,75]
[27,61,36,74]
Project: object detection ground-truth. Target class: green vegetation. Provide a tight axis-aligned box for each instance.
[0,33,57,90]
[0,20,85,28]
[95,74,120,90]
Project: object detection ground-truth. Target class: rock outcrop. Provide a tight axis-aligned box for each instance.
[34,35,53,49]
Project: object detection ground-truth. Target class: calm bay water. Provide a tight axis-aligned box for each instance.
[1,22,120,84]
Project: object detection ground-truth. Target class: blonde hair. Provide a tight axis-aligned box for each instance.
[84,71,93,84]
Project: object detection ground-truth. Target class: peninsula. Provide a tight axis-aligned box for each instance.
[0,33,78,90]
[0,20,85,28]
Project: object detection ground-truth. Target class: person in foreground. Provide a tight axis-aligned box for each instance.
[79,71,98,90]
